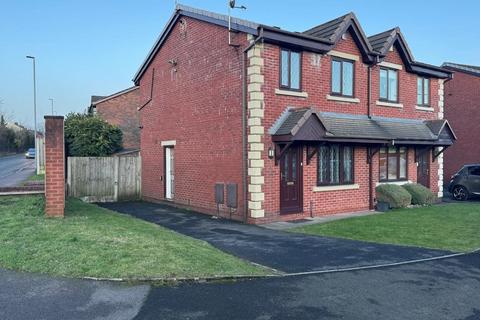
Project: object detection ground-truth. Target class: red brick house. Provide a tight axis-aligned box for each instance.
[134,5,455,223]
[88,86,141,149]
[442,63,480,182]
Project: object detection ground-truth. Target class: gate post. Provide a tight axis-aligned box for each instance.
[44,116,65,217]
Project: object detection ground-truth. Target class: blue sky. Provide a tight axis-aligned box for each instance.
[1,0,479,129]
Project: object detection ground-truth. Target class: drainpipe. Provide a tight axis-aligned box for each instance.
[241,30,263,223]
[367,65,372,119]
[367,60,373,209]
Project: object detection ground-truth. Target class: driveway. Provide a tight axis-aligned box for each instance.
[1,252,479,320]
[100,201,453,273]
[0,154,35,187]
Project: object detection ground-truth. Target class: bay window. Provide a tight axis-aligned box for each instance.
[318,145,354,186]
[379,147,407,181]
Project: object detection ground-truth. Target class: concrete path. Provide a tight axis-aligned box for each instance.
[0,154,35,187]
[100,201,453,273]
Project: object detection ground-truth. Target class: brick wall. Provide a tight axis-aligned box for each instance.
[139,17,248,220]
[444,70,480,181]
[95,87,141,149]
[138,17,444,223]
[258,30,442,222]
[44,116,65,217]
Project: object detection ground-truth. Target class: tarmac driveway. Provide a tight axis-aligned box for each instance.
[100,201,453,273]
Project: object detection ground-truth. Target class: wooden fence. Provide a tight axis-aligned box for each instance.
[67,155,141,202]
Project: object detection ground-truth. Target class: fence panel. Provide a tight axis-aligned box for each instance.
[67,155,141,202]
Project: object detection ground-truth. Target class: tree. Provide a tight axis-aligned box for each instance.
[64,112,123,156]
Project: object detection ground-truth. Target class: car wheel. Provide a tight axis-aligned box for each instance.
[452,185,468,201]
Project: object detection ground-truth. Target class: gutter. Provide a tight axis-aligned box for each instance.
[241,31,264,223]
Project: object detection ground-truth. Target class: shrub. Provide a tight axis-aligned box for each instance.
[376,184,412,209]
[402,183,437,205]
[64,113,122,156]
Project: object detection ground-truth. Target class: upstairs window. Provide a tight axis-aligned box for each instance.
[379,68,398,102]
[417,77,430,106]
[379,147,407,181]
[280,49,301,90]
[331,58,354,97]
[318,145,354,186]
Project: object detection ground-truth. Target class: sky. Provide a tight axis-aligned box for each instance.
[1,0,479,129]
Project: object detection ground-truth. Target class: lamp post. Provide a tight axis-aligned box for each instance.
[26,55,37,172]
[49,98,54,115]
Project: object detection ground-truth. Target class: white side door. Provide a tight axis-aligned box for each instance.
[165,147,174,199]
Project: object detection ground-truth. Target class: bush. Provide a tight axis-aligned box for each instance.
[402,183,437,205]
[376,184,412,209]
[64,113,122,156]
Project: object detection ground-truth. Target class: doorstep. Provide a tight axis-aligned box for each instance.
[261,210,382,230]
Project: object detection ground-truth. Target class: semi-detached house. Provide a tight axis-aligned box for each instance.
[133,5,456,224]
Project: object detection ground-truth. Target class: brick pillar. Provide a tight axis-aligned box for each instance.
[44,116,65,217]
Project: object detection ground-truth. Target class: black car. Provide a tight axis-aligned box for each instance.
[448,164,480,201]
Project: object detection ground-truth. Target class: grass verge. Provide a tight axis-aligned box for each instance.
[292,204,480,252]
[0,196,268,279]
[26,173,45,182]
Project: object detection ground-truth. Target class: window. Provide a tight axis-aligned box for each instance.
[379,147,407,181]
[468,166,480,176]
[318,145,354,185]
[417,77,430,106]
[280,49,301,90]
[331,58,354,97]
[379,68,398,102]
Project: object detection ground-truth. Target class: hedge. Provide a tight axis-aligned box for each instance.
[376,184,412,209]
[402,183,437,205]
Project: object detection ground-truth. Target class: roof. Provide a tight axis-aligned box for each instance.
[442,62,480,77]
[91,95,106,104]
[91,86,139,107]
[303,13,352,42]
[273,108,456,145]
[133,5,452,84]
[368,28,397,53]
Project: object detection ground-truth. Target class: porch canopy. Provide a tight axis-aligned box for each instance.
[271,108,456,146]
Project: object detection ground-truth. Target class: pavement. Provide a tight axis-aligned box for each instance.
[0,268,150,320]
[100,201,453,273]
[0,154,35,187]
[1,252,479,320]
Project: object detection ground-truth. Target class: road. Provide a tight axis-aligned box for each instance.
[0,252,479,320]
[0,154,36,187]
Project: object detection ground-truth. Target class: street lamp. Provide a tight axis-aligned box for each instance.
[26,55,37,172]
[49,98,54,115]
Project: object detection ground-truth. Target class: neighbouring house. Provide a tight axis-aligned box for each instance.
[442,63,480,182]
[88,86,141,150]
[134,5,455,224]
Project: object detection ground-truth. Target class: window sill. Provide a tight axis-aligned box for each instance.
[275,89,308,98]
[326,95,360,104]
[376,180,412,187]
[313,184,360,192]
[376,100,403,108]
[415,105,435,112]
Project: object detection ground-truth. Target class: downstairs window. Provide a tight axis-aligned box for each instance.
[317,145,354,186]
[379,147,407,181]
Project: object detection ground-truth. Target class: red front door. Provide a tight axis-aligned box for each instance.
[280,146,303,214]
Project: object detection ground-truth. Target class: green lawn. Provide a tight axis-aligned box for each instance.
[26,173,45,182]
[292,204,480,252]
[0,196,268,279]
